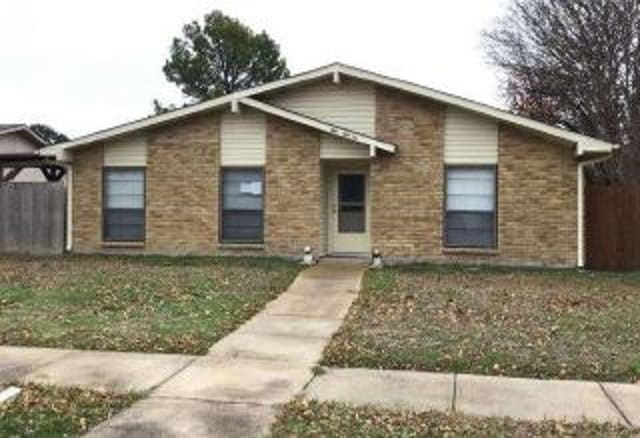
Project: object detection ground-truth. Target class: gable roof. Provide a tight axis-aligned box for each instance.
[0,124,47,147]
[44,62,617,157]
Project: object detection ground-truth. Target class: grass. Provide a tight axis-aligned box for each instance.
[322,264,640,382]
[0,384,139,437]
[0,255,301,355]
[271,400,636,437]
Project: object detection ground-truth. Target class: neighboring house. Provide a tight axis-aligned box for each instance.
[0,124,48,182]
[41,63,617,267]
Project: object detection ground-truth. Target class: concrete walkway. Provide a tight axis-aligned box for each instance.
[84,262,364,437]
[0,346,196,393]
[304,368,640,428]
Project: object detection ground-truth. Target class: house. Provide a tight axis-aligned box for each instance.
[0,124,48,182]
[41,63,617,267]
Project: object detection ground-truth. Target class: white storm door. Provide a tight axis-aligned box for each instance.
[330,172,370,254]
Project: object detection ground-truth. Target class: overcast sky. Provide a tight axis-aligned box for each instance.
[1,1,507,138]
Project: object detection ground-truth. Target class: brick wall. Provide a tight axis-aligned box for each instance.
[264,116,321,255]
[498,126,577,266]
[70,88,578,266]
[71,113,219,255]
[146,112,219,254]
[371,86,445,257]
[72,145,103,252]
[372,87,577,267]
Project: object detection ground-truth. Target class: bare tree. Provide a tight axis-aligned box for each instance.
[484,0,640,184]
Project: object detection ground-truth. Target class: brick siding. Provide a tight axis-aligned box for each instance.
[72,145,103,252]
[264,116,322,255]
[71,88,578,266]
[371,86,446,258]
[497,126,577,266]
[146,112,219,254]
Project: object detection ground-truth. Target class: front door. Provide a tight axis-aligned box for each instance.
[330,172,369,254]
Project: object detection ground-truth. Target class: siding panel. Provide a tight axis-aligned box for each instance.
[104,135,147,167]
[320,135,369,159]
[0,133,38,154]
[268,79,375,136]
[221,110,266,166]
[444,107,498,164]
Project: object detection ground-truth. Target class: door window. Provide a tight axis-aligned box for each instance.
[338,174,366,233]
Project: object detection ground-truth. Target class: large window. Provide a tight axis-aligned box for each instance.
[222,168,264,242]
[103,168,145,242]
[445,167,496,248]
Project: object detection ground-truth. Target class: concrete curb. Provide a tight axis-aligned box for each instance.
[304,367,640,427]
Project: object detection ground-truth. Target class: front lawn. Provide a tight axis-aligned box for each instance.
[322,264,640,382]
[271,400,635,437]
[0,384,139,437]
[0,255,300,355]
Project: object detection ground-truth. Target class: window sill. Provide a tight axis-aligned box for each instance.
[219,243,265,250]
[443,247,498,256]
[102,241,145,248]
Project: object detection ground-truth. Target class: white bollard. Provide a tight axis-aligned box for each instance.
[370,249,384,269]
[0,386,22,404]
[302,246,316,266]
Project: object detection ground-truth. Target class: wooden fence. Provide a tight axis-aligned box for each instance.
[586,185,640,271]
[0,183,65,255]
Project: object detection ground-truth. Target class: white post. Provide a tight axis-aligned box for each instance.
[577,162,585,268]
[66,165,73,252]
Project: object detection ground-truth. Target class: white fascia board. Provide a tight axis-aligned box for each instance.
[210,64,337,97]
[240,97,397,154]
[56,66,339,151]
[0,125,28,136]
[54,61,617,155]
[333,63,618,155]
[57,98,237,150]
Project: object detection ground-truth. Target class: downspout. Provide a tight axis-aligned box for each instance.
[577,162,585,268]
[66,165,73,252]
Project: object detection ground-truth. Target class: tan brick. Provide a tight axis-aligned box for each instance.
[497,126,577,266]
[72,145,103,252]
[71,90,578,266]
[264,116,321,256]
[371,86,577,267]
[371,86,445,258]
[146,112,219,255]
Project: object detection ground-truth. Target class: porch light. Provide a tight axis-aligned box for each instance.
[370,249,384,269]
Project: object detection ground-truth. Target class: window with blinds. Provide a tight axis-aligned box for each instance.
[103,168,145,242]
[221,168,264,242]
[445,167,496,248]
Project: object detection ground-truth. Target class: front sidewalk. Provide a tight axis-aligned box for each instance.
[85,262,364,437]
[4,261,637,434]
[304,367,640,428]
[0,347,196,393]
